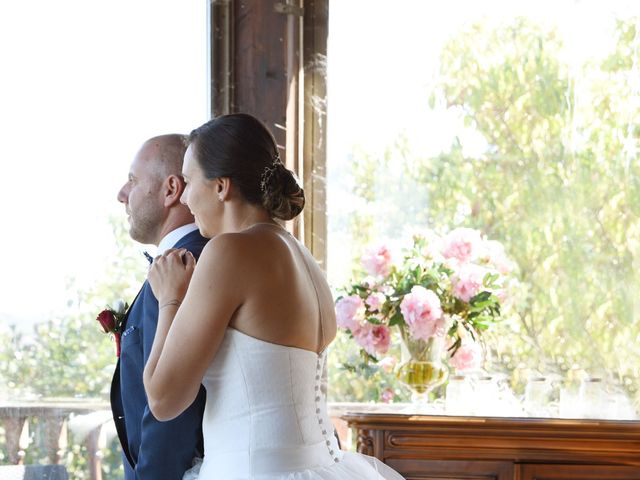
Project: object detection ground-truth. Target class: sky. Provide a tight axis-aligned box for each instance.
[0,0,637,328]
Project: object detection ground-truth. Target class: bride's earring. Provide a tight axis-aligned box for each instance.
[218,195,223,202]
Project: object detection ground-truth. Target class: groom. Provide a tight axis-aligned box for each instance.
[111,134,208,479]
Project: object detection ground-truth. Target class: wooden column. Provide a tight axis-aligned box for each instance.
[211,0,293,147]
[210,0,233,116]
[301,0,328,266]
[209,0,329,261]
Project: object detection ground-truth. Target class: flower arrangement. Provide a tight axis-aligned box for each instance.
[335,227,516,380]
[96,299,128,357]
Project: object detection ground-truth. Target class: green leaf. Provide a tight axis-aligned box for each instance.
[389,311,405,327]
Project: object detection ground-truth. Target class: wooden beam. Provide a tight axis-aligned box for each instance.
[301,0,328,267]
[209,0,328,259]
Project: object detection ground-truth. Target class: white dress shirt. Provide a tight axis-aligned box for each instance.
[156,223,199,255]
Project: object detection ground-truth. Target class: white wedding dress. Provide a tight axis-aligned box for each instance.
[183,327,405,479]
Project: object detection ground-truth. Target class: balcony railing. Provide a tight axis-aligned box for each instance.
[0,400,113,480]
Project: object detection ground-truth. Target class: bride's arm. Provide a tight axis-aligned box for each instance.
[144,234,245,421]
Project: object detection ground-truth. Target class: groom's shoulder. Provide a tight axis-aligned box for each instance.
[176,229,209,252]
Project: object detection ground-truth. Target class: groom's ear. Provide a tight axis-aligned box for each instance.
[163,174,184,207]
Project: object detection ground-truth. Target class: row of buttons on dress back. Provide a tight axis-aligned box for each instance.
[315,353,339,463]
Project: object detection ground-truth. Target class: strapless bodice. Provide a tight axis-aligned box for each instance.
[197,328,340,477]
[186,328,405,479]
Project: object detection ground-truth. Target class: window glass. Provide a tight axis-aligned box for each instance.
[327,0,640,420]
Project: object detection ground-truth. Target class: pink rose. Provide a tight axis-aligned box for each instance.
[353,324,391,356]
[365,292,386,312]
[400,286,443,341]
[371,325,391,354]
[452,264,486,302]
[352,324,373,352]
[380,388,395,403]
[442,228,482,263]
[361,244,393,277]
[335,295,364,331]
[432,317,449,338]
[449,340,483,371]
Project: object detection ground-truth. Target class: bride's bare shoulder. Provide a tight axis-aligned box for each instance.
[199,229,276,265]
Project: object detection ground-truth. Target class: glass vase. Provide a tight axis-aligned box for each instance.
[396,329,448,412]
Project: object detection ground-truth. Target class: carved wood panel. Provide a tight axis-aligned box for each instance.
[343,413,640,480]
[356,428,374,456]
[519,464,640,479]
[387,459,514,480]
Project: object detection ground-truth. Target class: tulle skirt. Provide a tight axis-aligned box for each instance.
[183,451,405,479]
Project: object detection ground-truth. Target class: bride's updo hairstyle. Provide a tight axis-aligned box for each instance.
[187,113,305,221]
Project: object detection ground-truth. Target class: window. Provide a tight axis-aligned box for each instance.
[326,0,640,419]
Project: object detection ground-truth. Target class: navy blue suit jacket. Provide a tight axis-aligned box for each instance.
[110,229,209,480]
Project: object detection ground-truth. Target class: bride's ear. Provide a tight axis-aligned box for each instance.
[216,177,232,202]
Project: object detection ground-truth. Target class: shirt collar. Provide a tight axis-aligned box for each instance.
[156,223,199,254]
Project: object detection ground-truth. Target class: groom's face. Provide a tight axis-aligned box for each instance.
[117,142,165,245]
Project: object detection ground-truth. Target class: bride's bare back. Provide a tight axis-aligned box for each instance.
[226,223,336,353]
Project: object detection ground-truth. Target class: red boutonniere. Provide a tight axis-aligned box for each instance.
[97,300,128,357]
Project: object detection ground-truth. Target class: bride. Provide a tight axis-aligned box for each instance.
[143,113,404,479]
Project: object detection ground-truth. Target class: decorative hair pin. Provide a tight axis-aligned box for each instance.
[260,152,282,193]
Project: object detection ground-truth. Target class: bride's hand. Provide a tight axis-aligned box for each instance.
[147,248,196,305]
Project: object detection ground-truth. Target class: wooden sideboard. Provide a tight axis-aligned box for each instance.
[342,413,640,479]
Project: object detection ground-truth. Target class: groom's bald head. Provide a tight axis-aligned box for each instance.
[117,134,194,245]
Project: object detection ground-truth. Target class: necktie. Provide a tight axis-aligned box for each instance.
[143,251,154,264]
